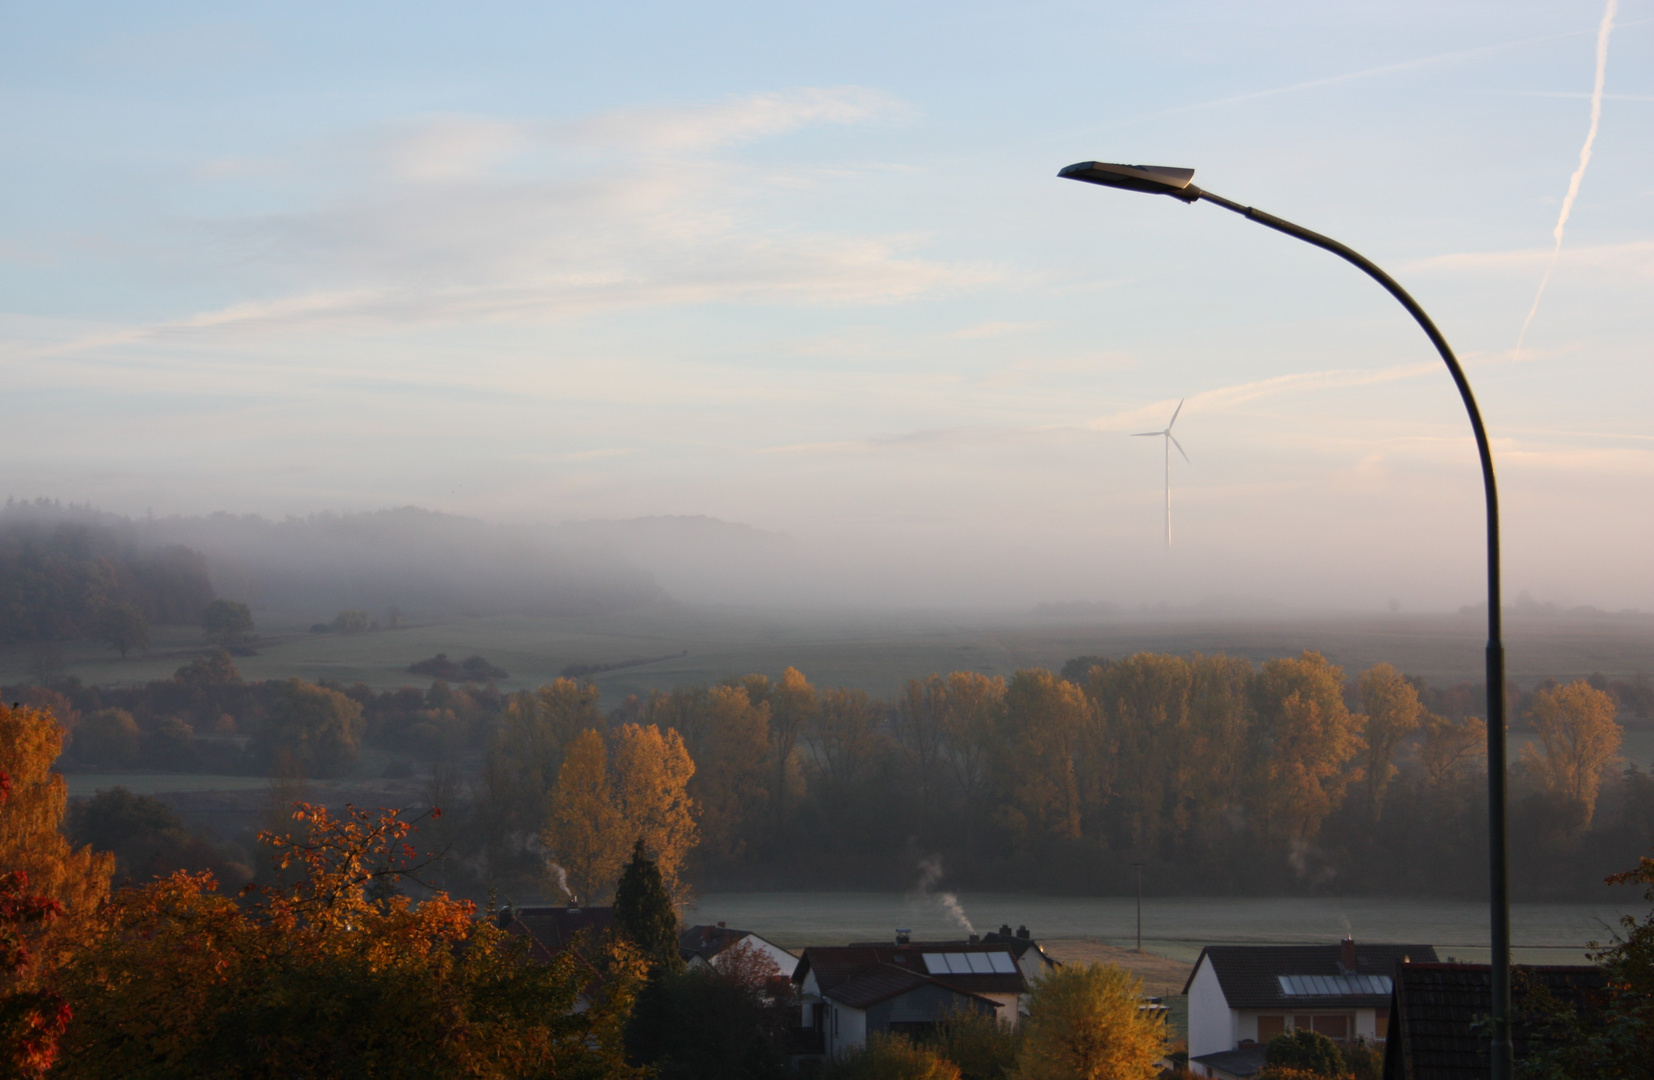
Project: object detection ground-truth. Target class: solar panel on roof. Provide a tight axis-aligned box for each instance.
[1277,974,1391,996]
[989,953,1017,974]
[966,953,992,973]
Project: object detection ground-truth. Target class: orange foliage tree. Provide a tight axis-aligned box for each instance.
[0,771,72,1079]
[49,802,644,1079]
[1523,679,1623,827]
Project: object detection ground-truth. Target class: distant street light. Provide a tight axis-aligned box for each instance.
[1060,161,1511,1080]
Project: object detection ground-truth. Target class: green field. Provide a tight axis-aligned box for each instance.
[691,892,1638,968]
[10,606,1654,709]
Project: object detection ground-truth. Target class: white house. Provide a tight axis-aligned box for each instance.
[1184,938,1437,1079]
[792,937,1029,1057]
[679,922,799,979]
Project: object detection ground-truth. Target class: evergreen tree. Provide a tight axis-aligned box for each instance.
[613,838,682,976]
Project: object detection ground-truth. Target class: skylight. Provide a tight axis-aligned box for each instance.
[1277,974,1392,996]
[922,952,1017,975]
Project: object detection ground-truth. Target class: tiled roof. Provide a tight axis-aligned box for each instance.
[1382,963,1607,1080]
[1184,943,1437,1009]
[498,905,615,962]
[825,964,936,1009]
[796,944,1027,997]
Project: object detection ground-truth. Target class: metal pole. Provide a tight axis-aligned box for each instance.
[1134,862,1144,953]
[1184,188,1510,1079]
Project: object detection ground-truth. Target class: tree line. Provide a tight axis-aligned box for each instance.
[12,644,1649,903]
[472,653,1644,904]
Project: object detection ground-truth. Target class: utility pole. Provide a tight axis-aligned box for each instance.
[1133,862,1145,953]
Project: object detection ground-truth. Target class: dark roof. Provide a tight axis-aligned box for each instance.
[980,930,1059,968]
[1183,943,1438,1009]
[795,944,1027,1001]
[680,924,753,963]
[1382,962,1608,1080]
[497,905,615,963]
[1189,1045,1268,1079]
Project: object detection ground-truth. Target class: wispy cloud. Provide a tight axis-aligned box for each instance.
[1405,240,1654,277]
[560,87,911,152]
[3,89,988,363]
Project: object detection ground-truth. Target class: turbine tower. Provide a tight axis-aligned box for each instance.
[1132,399,1188,549]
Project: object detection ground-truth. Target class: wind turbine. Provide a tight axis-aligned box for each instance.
[1132,399,1188,549]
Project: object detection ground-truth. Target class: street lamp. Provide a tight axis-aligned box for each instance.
[1060,161,1511,1080]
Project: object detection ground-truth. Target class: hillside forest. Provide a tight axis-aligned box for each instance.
[11,642,1650,904]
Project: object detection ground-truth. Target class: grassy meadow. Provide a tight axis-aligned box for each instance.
[10,605,1654,709]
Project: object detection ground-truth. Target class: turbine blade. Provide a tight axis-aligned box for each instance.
[1167,398,1185,430]
[1130,432,1160,437]
[1169,433,1190,462]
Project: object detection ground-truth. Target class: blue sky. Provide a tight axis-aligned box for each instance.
[3,1,1651,609]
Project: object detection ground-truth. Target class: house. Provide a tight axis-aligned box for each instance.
[1382,961,1607,1079]
[980,923,1060,987]
[1184,937,1437,1079]
[793,935,1030,1056]
[496,904,616,963]
[680,922,799,980]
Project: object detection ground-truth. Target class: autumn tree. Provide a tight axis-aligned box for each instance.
[933,672,1005,852]
[1417,713,1485,789]
[51,802,646,1079]
[542,726,698,904]
[1356,663,1422,820]
[1249,652,1364,845]
[998,670,1089,841]
[1522,679,1623,826]
[809,688,886,793]
[482,677,604,850]
[0,771,71,1078]
[543,728,625,904]
[1087,653,1193,853]
[894,675,948,821]
[768,667,816,830]
[647,684,769,862]
[0,705,113,918]
[609,723,697,896]
[1014,963,1165,1080]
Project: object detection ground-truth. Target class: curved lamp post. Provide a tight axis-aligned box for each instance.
[1059,161,1511,1079]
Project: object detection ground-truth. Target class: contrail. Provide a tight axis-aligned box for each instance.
[1514,0,1617,359]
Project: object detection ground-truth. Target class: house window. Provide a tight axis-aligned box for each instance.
[1257,1016,1285,1042]
[1311,1015,1349,1041]
[1375,1014,1388,1040]
[1293,1015,1312,1032]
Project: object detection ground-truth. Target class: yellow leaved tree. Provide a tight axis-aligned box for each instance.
[542,724,697,903]
[1015,963,1165,1080]
[1522,679,1623,826]
[0,704,113,918]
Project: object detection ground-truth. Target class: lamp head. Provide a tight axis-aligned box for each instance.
[1058,162,1200,202]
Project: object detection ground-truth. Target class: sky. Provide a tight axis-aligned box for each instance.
[2,1,1651,611]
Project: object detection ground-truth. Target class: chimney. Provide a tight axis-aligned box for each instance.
[717,921,726,928]
[1016,925,1030,940]
[969,933,981,945]
[1341,935,1356,973]
[896,929,911,945]
[998,924,1013,937]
